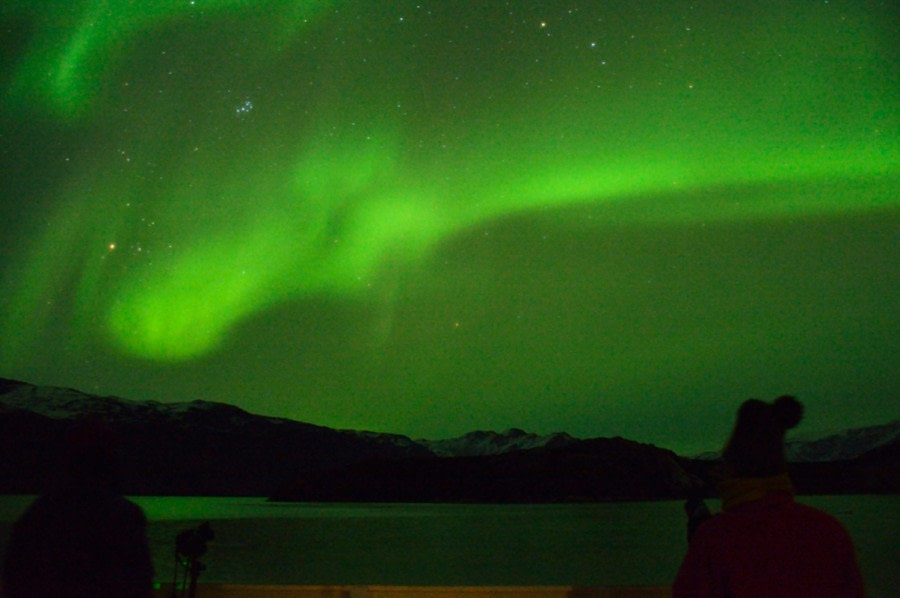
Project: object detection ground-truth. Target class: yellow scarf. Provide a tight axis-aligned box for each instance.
[719,473,795,511]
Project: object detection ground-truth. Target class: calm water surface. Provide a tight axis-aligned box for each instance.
[0,495,896,596]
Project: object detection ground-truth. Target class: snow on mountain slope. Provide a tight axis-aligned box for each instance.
[417,428,577,457]
[0,377,287,428]
[4,377,894,463]
[692,420,900,462]
[785,421,900,462]
[1,378,568,457]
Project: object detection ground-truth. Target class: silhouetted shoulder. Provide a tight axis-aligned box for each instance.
[788,501,851,528]
[675,397,864,598]
[678,496,863,598]
[3,489,153,598]
[692,496,853,545]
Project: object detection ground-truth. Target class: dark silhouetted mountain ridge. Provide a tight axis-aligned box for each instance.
[0,378,430,495]
[2,378,897,500]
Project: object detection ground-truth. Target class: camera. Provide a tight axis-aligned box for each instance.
[175,522,214,561]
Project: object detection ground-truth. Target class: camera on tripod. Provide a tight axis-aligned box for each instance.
[172,522,214,598]
[176,521,215,562]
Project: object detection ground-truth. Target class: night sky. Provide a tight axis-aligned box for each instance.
[1,0,897,454]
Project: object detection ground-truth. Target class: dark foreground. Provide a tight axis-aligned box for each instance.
[148,584,671,597]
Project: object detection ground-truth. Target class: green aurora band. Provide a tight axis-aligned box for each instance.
[1,0,897,373]
[3,0,338,118]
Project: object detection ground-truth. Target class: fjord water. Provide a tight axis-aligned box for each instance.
[0,496,896,595]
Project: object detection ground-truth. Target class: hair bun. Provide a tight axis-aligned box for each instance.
[773,395,803,430]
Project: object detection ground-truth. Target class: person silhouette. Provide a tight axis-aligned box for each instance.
[673,395,865,597]
[1,418,154,598]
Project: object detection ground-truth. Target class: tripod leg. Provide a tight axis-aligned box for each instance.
[187,559,202,598]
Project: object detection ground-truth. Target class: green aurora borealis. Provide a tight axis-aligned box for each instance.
[1,0,897,452]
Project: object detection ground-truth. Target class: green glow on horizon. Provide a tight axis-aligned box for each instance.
[0,0,897,450]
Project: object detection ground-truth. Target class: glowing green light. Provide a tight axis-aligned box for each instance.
[3,0,336,118]
[0,0,896,365]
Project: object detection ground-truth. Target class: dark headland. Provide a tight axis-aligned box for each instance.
[1,378,897,501]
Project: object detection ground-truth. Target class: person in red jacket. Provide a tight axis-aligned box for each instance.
[673,395,865,597]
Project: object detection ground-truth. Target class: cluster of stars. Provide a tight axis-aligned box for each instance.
[235,100,254,116]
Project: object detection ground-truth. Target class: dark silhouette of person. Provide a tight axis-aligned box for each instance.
[1,418,154,598]
[673,395,865,597]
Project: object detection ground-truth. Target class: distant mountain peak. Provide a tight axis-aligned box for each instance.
[785,420,900,462]
[417,428,577,457]
[692,420,900,462]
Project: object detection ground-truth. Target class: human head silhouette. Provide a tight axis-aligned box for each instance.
[722,395,803,478]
